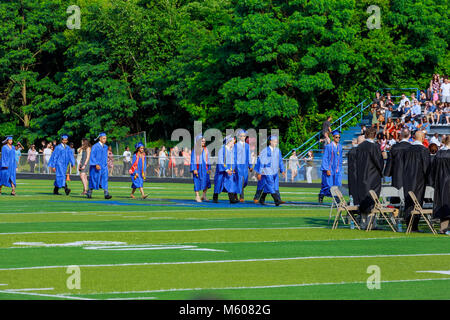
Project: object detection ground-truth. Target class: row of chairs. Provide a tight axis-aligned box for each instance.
[329,186,437,235]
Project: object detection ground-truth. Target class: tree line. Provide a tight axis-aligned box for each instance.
[0,0,448,153]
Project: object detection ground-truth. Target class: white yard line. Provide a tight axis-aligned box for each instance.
[3,288,54,292]
[1,252,449,271]
[0,290,93,300]
[81,277,450,295]
[106,297,157,300]
[0,226,324,235]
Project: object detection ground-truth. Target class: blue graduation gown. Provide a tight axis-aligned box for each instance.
[253,157,264,192]
[48,144,75,188]
[89,142,109,190]
[130,154,146,189]
[214,145,238,194]
[190,147,211,192]
[319,142,343,197]
[256,146,285,194]
[235,141,251,194]
[1,144,16,188]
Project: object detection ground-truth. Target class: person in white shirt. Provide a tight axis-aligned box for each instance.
[288,151,300,182]
[440,78,450,103]
[397,94,410,113]
[122,146,132,175]
[430,133,441,147]
[43,143,53,174]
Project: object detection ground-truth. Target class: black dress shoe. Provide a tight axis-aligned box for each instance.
[53,187,61,195]
[104,194,112,199]
[65,188,71,195]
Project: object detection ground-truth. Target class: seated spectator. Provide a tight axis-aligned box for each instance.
[410,100,422,120]
[444,104,450,124]
[435,102,444,124]
[410,92,417,104]
[384,117,396,140]
[405,117,414,132]
[440,77,450,103]
[419,90,427,103]
[397,94,410,115]
[430,133,441,147]
[421,117,431,133]
[401,101,411,120]
[425,101,437,124]
[387,133,396,150]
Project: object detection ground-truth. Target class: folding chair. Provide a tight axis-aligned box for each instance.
[406,191,437,235]
[367,190,398,232]
[330,186,361,230]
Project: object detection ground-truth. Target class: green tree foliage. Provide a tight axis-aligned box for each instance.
[0,0,448,153]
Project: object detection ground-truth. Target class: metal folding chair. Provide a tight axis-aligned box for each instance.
[367,190,398,232]
[329,186,361,230]
[406,191,437,235]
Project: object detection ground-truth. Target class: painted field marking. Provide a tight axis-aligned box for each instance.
[80,277,450,296]
[0,226,325,235]
[417,270,450,275]
[13,241,127,248]
[0,290,93,300]
[106,297,157,300]
[3,288,54,292]
[1,252,450,271]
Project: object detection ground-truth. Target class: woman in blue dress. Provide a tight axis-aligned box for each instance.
[129,142,148,199]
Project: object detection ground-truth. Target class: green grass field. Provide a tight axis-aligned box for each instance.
[0,179,449,300]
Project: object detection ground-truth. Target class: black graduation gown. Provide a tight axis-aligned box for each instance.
[403,143,431,217]
[354,141,384,213]
[347,146,358,203]
[430,150,450,220]
[384,141,410,189]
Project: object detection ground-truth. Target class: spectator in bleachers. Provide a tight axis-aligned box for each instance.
[431,74,441,102]
[440,78,450,103]
[370,103,380,132]
[410,99,422,120]
[430,133,441,147]
[397,94,410,116]
[384,117,396,140]
[401,101,411,121]
[419,90,427,103]
[425,101,437,124]
[421,117,431,133]
[435,102,445,124]
[444,104,450,124]
[321,116,332,146]
[386,133,396,150]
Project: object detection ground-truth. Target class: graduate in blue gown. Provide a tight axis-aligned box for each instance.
[254,135,286,206]
[48,134,76,195]
[129,142,148,199]
[252,157,264,203]
[318,130,343,203]
[87,133,112,199]
[235,129,252,202]
[190,135,211,202]
[213,135,239,204]
[0,136,17,196]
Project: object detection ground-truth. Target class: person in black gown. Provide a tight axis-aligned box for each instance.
[403,130,431,232]
[353,127,384,229]
[348,135,365,206]
[430,136,450,234]
[384,128,411,189]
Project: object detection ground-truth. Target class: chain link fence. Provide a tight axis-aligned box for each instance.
[7,152,352,184]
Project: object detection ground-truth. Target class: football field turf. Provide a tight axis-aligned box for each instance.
[0,179,449,300]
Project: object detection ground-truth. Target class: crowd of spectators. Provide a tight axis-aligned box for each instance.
[366,75,449,156]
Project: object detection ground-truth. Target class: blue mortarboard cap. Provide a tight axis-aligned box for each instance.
[223,135,234,145]
[95,132,107,141]
[267,135,278,143]
[331,130,340,136]
[2,136,13,144]
[236,129,247,137]
[61,134,69,140]
[135,142,144,150]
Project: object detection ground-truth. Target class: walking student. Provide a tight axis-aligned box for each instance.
[47,134,76,195]
[0,136,17,195]
[87,133,112,199]
[129,142,148,199]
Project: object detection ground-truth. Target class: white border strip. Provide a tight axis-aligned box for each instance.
[1,252,449,271]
